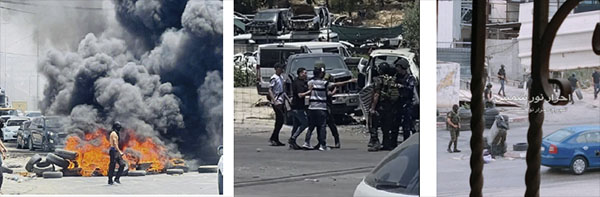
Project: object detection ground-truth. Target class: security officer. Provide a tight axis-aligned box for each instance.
[368,62,401,151]
[394,58,416,144]
[446,104,461,153]
[491,115,509,157]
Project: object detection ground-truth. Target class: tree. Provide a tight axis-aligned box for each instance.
[401,1,419,54]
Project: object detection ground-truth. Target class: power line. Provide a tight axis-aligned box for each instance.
[0,5,34,14]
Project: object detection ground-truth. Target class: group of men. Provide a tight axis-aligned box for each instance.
[267,58,418,152]
[366,59,417,152]
[268,62,355,151]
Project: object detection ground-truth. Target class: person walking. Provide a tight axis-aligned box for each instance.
[268,63,287,146]
[497,65,506,97]
[592,70,600,100]
[568,74,579,104]
[446,104,461,153]
[288,67,312,150]
[108,122,126,185]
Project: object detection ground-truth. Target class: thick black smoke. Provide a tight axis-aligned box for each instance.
[39,0,223,164]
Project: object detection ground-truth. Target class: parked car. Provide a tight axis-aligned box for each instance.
[289,4,320,31]
[217,145,223,195]
[27,116,67,152]
[256,41,354,97]
[246,8,291,35]
[285,53,360,116]
[1,117,28,141]
[0,108,18,123]
[353,133,419,197]
[16,120,31,149]
[541,125,600,175]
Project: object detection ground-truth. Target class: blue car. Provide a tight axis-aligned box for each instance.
[541,125,600,175]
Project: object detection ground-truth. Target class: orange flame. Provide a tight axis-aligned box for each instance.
[65,128,171,176]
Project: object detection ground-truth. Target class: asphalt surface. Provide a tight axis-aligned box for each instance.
[1,141,218,195]
[234,124,391,197]
[437,121,600,196]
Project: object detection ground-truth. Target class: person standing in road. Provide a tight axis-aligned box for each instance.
[368,62,401,151]
[497,65,506,97]
[307,63,356,151]
[288,67,312,150]
[446,104,461,153]
[592,70,600,100]
[568,73,579,104]
[268,63,287,146]
[484,83,493,108]
[108,122,126,185]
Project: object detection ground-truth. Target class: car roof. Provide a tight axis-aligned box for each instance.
[288,52,340,59]
[259,42,344,49]
[7,117,28,121]
[561,125,600,133]
[258,8,288,13]
[370,48,414,58]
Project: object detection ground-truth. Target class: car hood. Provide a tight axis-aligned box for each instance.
[354,179,417,197]
[3,126,19,132]
[249,20,275,24]
[306,68,353,80]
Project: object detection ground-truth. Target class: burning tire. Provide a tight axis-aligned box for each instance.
[46,153,70,168]
[128,170,146,176]
[42,171,63,179]
[62,168,82,176]
[54,149,78,160]
[33,163,55,177]
[1,166,13,174]
[198,165,218,173]
[166,168,184,175]
[25,154,42,172]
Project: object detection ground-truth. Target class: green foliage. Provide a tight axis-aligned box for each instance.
[401,1,419,53]
[234,65,257,87]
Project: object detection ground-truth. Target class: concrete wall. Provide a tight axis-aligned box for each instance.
[518,3,600,72]
[486,39,524,82]
[437,48,471,79]
[437,61,461,109]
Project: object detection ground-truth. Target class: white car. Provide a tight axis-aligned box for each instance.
[353,133,419,197]
[2,117,28,141]
[25,111,42,119]
[217,145,223,195]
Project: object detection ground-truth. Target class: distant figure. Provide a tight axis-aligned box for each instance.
[497,65,506,97]
[446,105,461,153]
[592,70,600,100]
[568,74,579,104]
[484,83,494,108]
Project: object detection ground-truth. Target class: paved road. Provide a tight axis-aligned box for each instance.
[2,172,218,195]
[437,121,600,196]
[234,124,391,197]
[0,141,218,195]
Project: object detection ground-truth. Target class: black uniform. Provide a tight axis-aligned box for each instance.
[396,72,416,143]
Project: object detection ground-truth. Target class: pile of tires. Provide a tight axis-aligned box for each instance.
[25,149,80,178]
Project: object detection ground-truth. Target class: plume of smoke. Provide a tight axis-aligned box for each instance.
[38,0,222,164]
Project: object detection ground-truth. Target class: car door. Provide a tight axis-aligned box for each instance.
[31,118,43,146]
[583,130,600,167]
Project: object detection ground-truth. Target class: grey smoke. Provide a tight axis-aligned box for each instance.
[38,0,223,164]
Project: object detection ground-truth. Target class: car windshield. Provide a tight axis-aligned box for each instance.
[0,110,18,116]
[365,144,419,195]
[254,12,277,21]
[289,56,345,74]
[7,120,26,126]
[544,129,575,142]
[260,49,304,68]
[45,118,62,128]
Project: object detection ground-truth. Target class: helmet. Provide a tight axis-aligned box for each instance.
[395,58,410,70]
[378,62,396,76]
[112,121,122,132]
